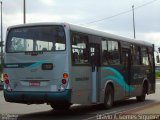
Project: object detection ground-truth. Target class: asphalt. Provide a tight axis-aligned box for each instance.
[0,80,160,120]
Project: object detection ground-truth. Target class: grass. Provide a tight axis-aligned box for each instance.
[156,72,160,78]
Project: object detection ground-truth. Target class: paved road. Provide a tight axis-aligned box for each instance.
[0,81,160,120]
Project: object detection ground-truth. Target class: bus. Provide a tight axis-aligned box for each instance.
[3,23,155,110]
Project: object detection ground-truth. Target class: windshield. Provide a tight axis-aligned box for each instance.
[6,25,66,52]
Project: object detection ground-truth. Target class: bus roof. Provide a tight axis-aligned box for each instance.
[69,24,152,47]
[7,22,153,47]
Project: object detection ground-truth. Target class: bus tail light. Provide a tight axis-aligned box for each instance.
[4,74,9,80]
[59,73,68,91]
[62,79,67,85]
[5,79,11,91]
[5,79,10,85]
[63,73,68,79]
[3,74,11,90]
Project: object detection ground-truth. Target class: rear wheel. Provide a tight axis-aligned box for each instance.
[104,85,114,109]
[50,103,71,110]
[136,83,147,102]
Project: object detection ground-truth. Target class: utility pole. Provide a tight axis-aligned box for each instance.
[0,1,3,73]
[132,5,136,39]
[24,0,26,24]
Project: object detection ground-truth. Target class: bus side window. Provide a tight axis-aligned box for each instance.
[141,47,149,66]
[102,40,108,65]
[101,39,120,65]
[131,45,141,65]
[73,52,79,63]
[71,32,89,64]
[148,47,154,70]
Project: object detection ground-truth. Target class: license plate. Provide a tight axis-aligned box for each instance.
[29,81,40,86]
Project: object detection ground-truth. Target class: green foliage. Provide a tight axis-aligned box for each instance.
[156,72,160,78]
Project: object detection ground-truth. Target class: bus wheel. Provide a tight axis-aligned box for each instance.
[104,85,114,109]
[50,103,71,110]
[136,83,147,102]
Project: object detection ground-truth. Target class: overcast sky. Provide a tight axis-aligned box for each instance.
[2,0,160,49]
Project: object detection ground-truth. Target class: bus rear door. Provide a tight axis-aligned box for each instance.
[122,48,131,97]
[90,43,100,103]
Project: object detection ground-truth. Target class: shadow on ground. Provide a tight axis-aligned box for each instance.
[17,99,156,120]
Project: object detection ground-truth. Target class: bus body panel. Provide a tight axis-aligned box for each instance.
[4,52,68,92]
[70,66,91,105]
[100,66,125,102]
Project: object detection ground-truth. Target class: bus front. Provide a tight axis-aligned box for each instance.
[4,24,71,109]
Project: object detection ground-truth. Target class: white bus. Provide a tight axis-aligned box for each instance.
[3,23,155,110]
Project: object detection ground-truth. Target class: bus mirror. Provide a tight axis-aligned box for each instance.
[156,55,160,63]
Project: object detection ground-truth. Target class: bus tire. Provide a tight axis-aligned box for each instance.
[136,82,147,102]
[104,84,114,109]
[50,103,71,110]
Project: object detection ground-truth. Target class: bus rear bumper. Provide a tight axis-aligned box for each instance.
[4,89,72,104]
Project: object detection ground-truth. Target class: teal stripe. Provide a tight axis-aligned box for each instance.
[4,60,49,69]
[102,67,134,92]
[27,60,48,68]
[4,63,34,68]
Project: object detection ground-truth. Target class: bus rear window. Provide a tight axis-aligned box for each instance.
[6,25,66,52]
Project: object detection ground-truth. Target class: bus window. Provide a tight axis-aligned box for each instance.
[71,33,89,64]
[131,45,141,65]
[6,26,66,52]
[9,37,31,52]
[102,40,108,65]
[102,39,120,65]
[141,47,149,65]
[36,40,53,51]
[148,47,154,70]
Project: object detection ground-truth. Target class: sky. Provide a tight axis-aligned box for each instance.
[2,0,160,50]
